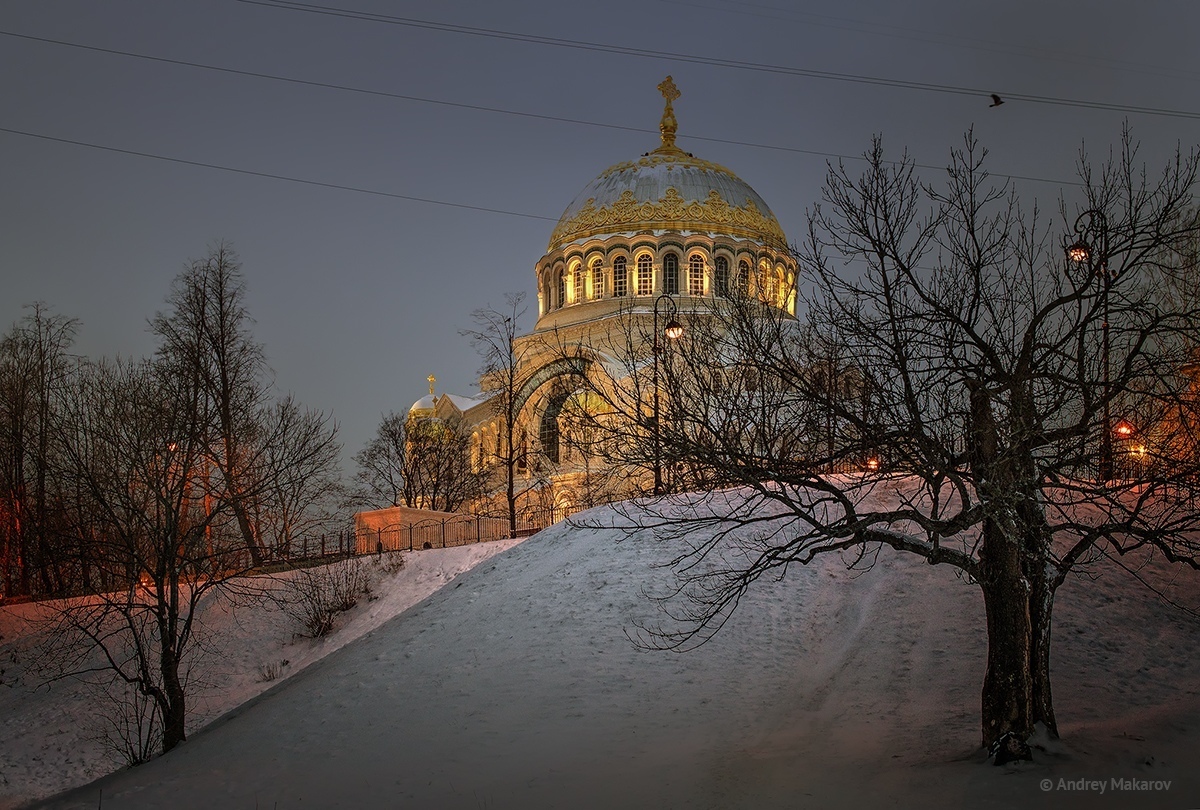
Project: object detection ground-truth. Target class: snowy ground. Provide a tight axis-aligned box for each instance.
[7,502,1200,809]
[0,540,522,809]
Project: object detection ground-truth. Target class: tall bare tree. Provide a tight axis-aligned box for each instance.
[151,244,271,565]
[0,304,78,597]
[45,356,248,755]
[571,130,1200,762]
[30,247,341,758]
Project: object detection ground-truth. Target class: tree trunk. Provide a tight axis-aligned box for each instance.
[1027,569,1057,736]
[230,499,264,567]
[978,516,1034,754]
[968,379,1034,756]
[160,673,187,754]
[221,431,265,567]
[159,632,188,753]
[1018,489,1057,737]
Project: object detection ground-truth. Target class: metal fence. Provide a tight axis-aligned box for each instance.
[258,505,576,572]
[354,506,574,554]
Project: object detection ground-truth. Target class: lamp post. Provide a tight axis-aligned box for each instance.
[1066,209,1113,481]
[653,293,684,495]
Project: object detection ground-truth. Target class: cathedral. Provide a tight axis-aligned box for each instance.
[405,77,796,520]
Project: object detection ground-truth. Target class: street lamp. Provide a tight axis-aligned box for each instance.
[1112,418,1137,480]
[1066,209,1114,482]
[653,293,684,494]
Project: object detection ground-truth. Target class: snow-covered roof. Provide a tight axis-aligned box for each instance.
[408,394,436,414]
[441,393,488,413]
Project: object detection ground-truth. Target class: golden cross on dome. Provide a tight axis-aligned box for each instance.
[656,75,681,151]
[658,75,680,105]
[427,374,436,396]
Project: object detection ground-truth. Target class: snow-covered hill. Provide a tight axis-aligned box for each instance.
[10,507,1200,809]
[0,540,522,809]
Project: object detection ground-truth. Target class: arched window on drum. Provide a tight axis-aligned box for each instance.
[663,253,679,295]
[714,256,729,297]
[637,254,653,296]
[687,254,704,296]
[572,263,585,304]
[590,258,603,299]
[613,256,628,297]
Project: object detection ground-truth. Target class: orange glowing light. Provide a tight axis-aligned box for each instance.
[1067,241,1092,263]
[866,457,880,471]
[1113,419,1137,438]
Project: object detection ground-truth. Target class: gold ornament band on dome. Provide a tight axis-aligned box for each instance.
[548,187,787,251]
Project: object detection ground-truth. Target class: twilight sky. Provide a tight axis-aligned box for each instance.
[3,0,1199,465]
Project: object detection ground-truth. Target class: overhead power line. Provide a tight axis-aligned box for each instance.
[0,125,558,222]
[0,29,1079,188]
[658,0,1200,84]
[240,0,1200,122]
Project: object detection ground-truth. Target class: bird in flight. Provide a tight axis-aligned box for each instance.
[989,94,1004,107]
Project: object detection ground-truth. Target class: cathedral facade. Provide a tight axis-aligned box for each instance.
[411,78,796,518]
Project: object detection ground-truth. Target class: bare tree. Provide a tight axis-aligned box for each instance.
[462,293,531,531]
[151,244,272,565]
[352,412,410,509]
[573,130,1200,762]
[0,304,78,597]
[253,395,342,556]
[404,414,485,513]
[354,411,484,513]
[43,356,251,755]
[28,247,342,759]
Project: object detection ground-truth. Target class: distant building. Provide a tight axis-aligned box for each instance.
[409,77,796,517]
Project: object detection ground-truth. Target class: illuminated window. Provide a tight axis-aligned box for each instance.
[573,263,584,304]
[714,256,729,297]
[688,254,704,296]
[637,254,653,296]
[759,261,772,301]
[590,258,603,299]
[556,268,565,309]
[737,260,750,293]
[613,256,628,297]
[663,253,679,295]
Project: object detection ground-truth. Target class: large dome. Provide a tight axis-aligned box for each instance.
[547,147,786,252]
[532,77,797,330]
[546,77,786,253]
